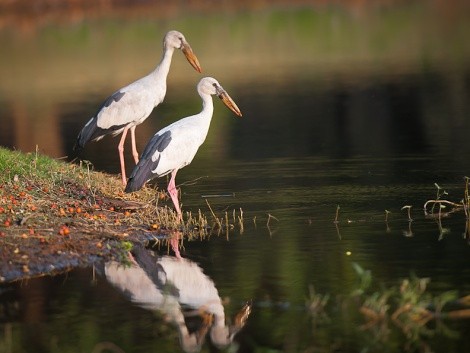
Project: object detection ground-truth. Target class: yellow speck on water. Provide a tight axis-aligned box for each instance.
[346,251,352,256]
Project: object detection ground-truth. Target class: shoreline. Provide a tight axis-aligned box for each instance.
[0,146,189,283]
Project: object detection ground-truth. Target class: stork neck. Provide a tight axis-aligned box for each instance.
[200,93,214,119]
[152,45,175,80]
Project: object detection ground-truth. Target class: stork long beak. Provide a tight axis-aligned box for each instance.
[219,91,242,117]
[181,43,202,73]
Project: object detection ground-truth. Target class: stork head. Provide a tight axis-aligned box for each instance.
[198,77,242,117]
[164,30,202,73]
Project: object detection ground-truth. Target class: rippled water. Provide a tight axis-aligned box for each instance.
[1,3,470,353]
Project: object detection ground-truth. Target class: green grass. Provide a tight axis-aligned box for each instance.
[0,146,65,183]
[0,146,245,282]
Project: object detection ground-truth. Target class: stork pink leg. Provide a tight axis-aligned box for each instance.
[168,169,182,220]
[170,232,182,259]
[118,126,130,186]
[130,125,139,164]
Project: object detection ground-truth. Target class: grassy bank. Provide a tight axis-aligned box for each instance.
[0,146,203,282]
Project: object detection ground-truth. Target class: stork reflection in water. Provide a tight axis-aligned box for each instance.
[103,245,251,352]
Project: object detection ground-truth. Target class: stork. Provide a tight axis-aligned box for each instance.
[125,77,242,219]
[74,30,202,185]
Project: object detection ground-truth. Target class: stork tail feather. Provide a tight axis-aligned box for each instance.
[125,156,159,193]
[74,117,99,152]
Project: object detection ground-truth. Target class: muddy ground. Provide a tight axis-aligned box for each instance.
[0,178,181,283]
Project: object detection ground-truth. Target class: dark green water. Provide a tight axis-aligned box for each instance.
[1,3,470,352]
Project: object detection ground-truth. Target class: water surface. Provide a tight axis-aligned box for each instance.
[1,3,470,352]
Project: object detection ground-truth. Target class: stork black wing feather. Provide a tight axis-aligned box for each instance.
[73,91,127,151]
[140,130,172,159]
[125,131,172,192]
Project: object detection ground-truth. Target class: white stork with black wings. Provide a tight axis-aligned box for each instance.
[125,77,242,219]
[74,30,202,185]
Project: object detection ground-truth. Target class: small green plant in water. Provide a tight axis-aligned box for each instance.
[351,262,372,297]
[120,241,133,252]
[334,205,340,223]
[401,205,413,222]
[464,176,470,218]
[306,263,469,349]
[116,241,134,265]
[431,183,448,213]
[306,285,330,321]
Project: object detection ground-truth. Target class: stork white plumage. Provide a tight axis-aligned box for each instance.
[74,30,202,185]
[125,77,242,219]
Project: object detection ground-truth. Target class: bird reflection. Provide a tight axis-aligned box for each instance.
[103,245,250,352]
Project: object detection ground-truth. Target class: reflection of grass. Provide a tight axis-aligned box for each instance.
[306,263,470,351]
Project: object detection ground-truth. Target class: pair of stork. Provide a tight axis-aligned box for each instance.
[74,31,242,220]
